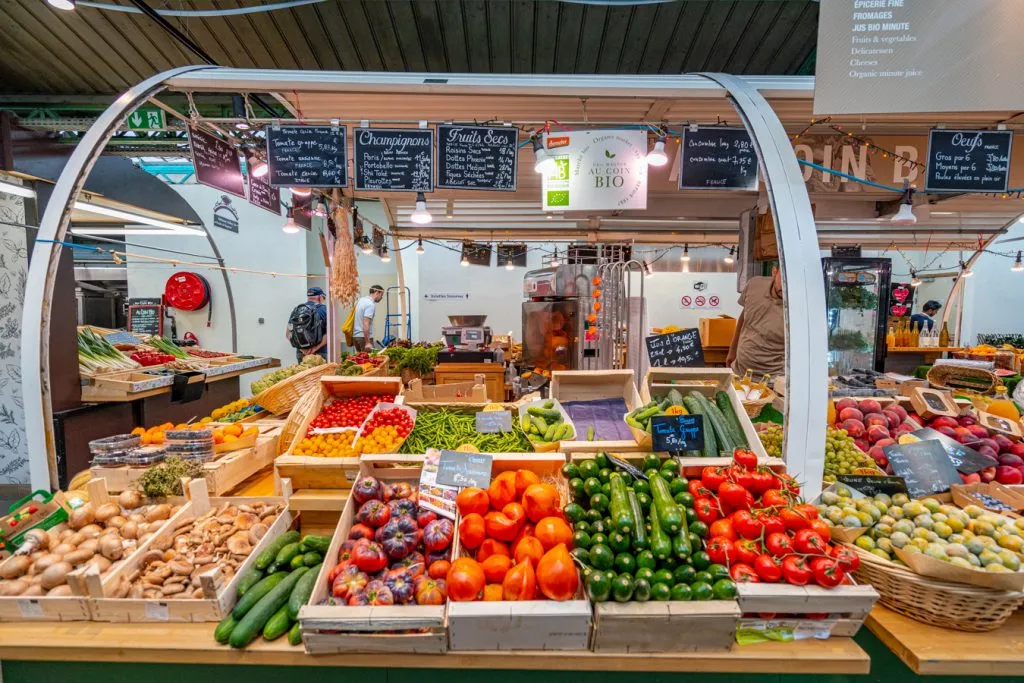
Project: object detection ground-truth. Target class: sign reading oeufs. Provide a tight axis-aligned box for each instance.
[541,129,648,211]
[924,129,1012,193]
[354,128,434,192]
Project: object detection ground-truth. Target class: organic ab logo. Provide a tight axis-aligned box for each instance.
[604,150,616,159]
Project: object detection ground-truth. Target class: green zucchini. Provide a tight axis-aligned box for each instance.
[214,613,238,644]
[236,567,263,597]
[659,397,673,412]
[229,567,308,648]
[232,571,288,619]
[287,621,303,647]
[275,542,301,567]
[298,535,331,555]
[694,393,736,454]
[288,563,322,620]
[302,551,323,567]
[255,531,300,570]
[263,603,293,640]
[683,395,717,458]
[648,499,672,561]
[627,489,647,550]
[673,531,692,559]
[608,474,633,534]
[667,388,685,407]
[649,473,683,534]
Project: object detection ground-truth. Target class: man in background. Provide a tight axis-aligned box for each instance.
[910,300,941,332]
[353,285,385,351]
[286,286,328,361]
[727,266,785,378]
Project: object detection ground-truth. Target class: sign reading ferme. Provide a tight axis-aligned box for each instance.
[266,126,347,188]
[679,127,759,191]
[437,124,518,191]
[354,128,434,192]
[924,129,1012,193]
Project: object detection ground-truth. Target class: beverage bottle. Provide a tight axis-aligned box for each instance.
[911,321,920,347]
[886,325,896,350]
[939,322,950,347]
[987,385,1021,421]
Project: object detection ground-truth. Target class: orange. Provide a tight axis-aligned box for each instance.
[213,432,225,445]
[222,434,237,443]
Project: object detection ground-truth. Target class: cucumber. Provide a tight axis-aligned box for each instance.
[262,603,292,641]
[683,395,717,458]
[667,388,684,407]
[587,426,595,441]
[634,403,661,422]
[543,423,557,441]
[289,554,305,570]
[520,413,532,433]
[532,414,549,433]
[627,489,647,550]
[302,551,323,567]
[266,562,284,575]
[542,400,554,409]
[214,613,238,644]
[608,474,633,535]
[275,542,302,567]
[649,474,683,534]
[255,531,300,570]
[695,393,736,455]
[625,414,644,431]
[659,397,673,412]
[288,562,322,620]
[232,571,288,619]
[287,621,303,647]
[229,567,308,649]
[298,535,331,555]
[648,500,672,561]
[715,391,749,447]
[236,567,263,597]
[673,531,692,559]
[527,406,563,422]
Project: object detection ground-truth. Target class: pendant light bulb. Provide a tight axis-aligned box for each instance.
[47,0,75,10]
[410,192,432,225]
[891,183,917,225]
[1014,251,1024,273]
[723,246,735,264]
[960,260,974,278]
[379,246,391,263]
[910,270,922,287]
[646,134,669,167]
[360,237,373,255]
[533,137,557,175]
[506,259,515,271]
[290,187,312,197]
[248,155,268,178]
[416,238,425,255]
[461,253,470,267]
[282,216,301,234]
[235,121,250,131]
[550,247,560,268]
[680,244,690,262]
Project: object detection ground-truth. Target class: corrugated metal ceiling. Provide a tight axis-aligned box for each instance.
[0,0,819,95]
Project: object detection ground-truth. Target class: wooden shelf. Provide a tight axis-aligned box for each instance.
[887,347,963,353]
[0,621,869,673]
[866,605,1024,676]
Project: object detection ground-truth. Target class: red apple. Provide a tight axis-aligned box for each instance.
[932,416,959,430]
[996,466,1024,485]
[980,467,997,483]
[936,425,958,438]
[867,424,891,443]
[835,398,858,413]
[968,425,991,440]
[960,472,982,484]
[840,419,866,439]
[838,407,865,423]
[998,453,1024,467]
[993,435,1015,453]
[882,410,902,429]
[855,438,870,453]
[959,415,978,427]
[890,405,909,421]
[858,399,883,415]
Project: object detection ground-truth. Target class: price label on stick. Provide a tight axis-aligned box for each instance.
[436,450,493,488]
[645,329,704,368]
[475,410,513,433]
[650,414,704,453]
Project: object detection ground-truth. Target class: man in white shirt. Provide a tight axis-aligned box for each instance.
[353,285,384,351]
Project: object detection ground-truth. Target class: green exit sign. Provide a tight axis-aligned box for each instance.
[126,108,165,131]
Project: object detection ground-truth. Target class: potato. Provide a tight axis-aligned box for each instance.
[38,562,72,590]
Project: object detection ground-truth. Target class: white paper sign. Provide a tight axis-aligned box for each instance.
[145,601,170,621]
[17,599,44,618]
[541,129,648,211]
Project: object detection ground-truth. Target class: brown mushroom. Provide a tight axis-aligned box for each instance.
[0,556,31,580]
[46,585,73,596]
[248,524,268,545]
[145,504,172,523]
[93,502,120,524]
[99,536,124,561]
[38,562,73,590]
[119,490,143,510]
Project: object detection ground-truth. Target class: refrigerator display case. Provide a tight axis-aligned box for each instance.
[822,257,892,373]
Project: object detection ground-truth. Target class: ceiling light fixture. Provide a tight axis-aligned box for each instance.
[360,237,373,255]
[532,137,556,175]
[379,245,391,263]
[282,214,301,234]
[646,131,668,167]
[680,244,690,262]
[506,258,515,271]
[416,237,425,255]
[231,95,250,130]
[910,269,922,287]
[47,0,75,10]
[460,252,470,267]
[723,246,735,264]
[73,201,204,234]
[410,192,432,225]
[1014,251,1024,272]
[891,182,917,225]
[290,187,311,197]
[248,154,268,178]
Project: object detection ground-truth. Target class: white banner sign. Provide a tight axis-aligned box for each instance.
[541,129,648,211]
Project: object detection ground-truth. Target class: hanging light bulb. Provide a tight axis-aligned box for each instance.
[460,252,470,267]
[960,260,974,277]
[646,132,668,167]
[506,258,515,271]
[290,187,312,197]
[1014,251,1024,272]
[410,192,432,225]
[47,0,75,10]
[360,237,373,255]
[891,182,917,225]
[416,238,425,255]
[282,214,301,234]
[723,246,735,264]
[379,245,391,263]
[643,262,653,278]
[533,137,556,175]
[550,247,560,267]
[680,244,690,262]
[248,155,268,178]
[910,269,922,287]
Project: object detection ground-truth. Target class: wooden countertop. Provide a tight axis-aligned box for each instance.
[866,606,1024,676]
[0,621,868,672]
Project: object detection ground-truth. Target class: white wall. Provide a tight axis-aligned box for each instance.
[961,219,1024,344]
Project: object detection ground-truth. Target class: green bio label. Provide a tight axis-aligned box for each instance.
[546,190,569,206]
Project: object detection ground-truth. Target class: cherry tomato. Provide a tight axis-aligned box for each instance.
[694,497,721,525]
[700,466,727,493]
[830,545,861,573]
[706,537,736,566]
[809,518,832,541]
[760,514,785,537]
[780,508,811,532]
[761,489,790,509]
[732,511,764,541]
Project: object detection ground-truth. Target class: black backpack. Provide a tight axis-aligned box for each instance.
[287,302,325,349]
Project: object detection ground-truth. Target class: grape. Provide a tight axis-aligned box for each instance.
[757,425,875,473]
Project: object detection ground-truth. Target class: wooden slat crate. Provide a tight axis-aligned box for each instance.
[550,370,643,453]
[404,375,488,405]
[591,601,741,653]
[736,583,879,639]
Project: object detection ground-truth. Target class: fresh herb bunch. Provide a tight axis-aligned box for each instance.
[828,329,870,352]
[138,456,204,497]
[828,286,878,311]
[397,346,438,376]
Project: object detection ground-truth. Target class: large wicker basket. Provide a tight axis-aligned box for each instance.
[277,385,322,454]
[850,545,1024,632]
[926,364,997,394]
[253,362,339,415]
[741,390,777,418]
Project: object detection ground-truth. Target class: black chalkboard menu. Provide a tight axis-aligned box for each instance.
[461,242,492,267]
[651,414,705,453]
[188,126,245,198]
[679,127,759,191]
[882,440,962,498]
[496,243,527,267]
[646,329,704,368]
[354,128,434,191]
[912,428,991,475]
[127,297,163,336]
[835,474,908,497]
[247,172,281,216]
[437,124,518,191]
[925,129,1012,193]
[266,125,347,188]
[436,450,493,488]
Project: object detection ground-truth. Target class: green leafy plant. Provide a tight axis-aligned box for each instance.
[828,286,878,311]
[828,329,870,352]
[397,346,438,376]
[138,456,204,498]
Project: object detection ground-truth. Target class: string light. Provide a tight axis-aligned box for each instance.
[1014,251,1023,273]
[247,154,268,178]
[379,245,391,263]
[416,237,425,255]
[410,192,432,225]
[680,244,690,262]
[360,236,373,255]
[533,137,556,175]
[723,246,735,265]
[281,213,301,234]
[910,269,922,287]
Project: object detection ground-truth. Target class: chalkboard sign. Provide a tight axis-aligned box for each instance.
[247,172,280,216]
[476,410,512,433]
[882,440,962,498]
[188,126,245,198]
[925,129,1012,193]
[437,124,518,191]
[651,414,704,453]
[461,242,492,267]
[911,428,991,474]
[679,127,759,191]
[128,303,163,336]
[436,450,493,488]
[354,128,434,191]
[266,125,347,188]
[497,243,527,268]
[646,329,704,368]
[836,474,909,497]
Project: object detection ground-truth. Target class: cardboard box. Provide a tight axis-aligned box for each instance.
[908,387,959,421]
[699,316,736,348]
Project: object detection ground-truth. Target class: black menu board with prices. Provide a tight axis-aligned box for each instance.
[354,128,434,191]
[436,450,493,488]
[925,130,1012,193]
[266,126,347,188]
[127,299,163,336]
[247,172,280,216]
[461,242,492,267]
[882,440,962,498]
[679,127,759,191]
[911,428,991,475]
[646,328,704,368]
[835,475,909,497]
[437,124,518,191]
[188,127,245,198]
[651,414,704,453]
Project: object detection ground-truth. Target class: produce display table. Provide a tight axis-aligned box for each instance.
[81,360,281,403]
[0,621,869,674]
[866,605,1024,676]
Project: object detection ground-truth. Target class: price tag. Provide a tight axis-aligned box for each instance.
[606,453,648,481]
[882,440,962,498]
[436,450,494,488]
[475,410,513,433]
[17,599,44,618]
[650,414,705,453]
[145,601,170,621]
[835,474,908,497]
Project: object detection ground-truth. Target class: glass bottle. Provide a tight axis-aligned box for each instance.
[987,385,1021,421]
[911,321,920,348]
[939,322,950,348]
[886,325,896,350]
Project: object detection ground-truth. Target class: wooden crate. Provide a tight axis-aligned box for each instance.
[550,370,643,452]
[404,375,488,405]
[591,601,741,653]
[736,583,879,639]
[80,479,292,623]
[447,453,590,651]
[299,456,447,654]
[639,368,770,461]
[82,371,175,401]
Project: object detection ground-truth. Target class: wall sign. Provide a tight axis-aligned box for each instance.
[354,128,434,191]
[436,449,493,488]
[541,129,648,211]
[266,125,347,188]
[889,282,913,318]
[646,329,705,368]
[212,195,240,232]
[437,124,518,191]
[882,440,962,498]
[650,414,704,453]
[423,292,470,302]
[679,127,759,191]
[188,126,245,198]
[247,173,281,216]
[924,129,1012,193]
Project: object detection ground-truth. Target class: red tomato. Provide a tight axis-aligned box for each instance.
[793,528,829,556]
[700,466,727,493]
[780,508,811,532]
[830,545,861,573]
[781,555,811,586]
[748,471,775,495]
[718,481,748,509]
[688,479,712,499]
[760,514,785,537]
[730,563,760,583]
[732,449,758,471]
[754,553,782,582]
[779,473,801,495]
[734,538,761,566]
[765,532,793,557]
[761,489,790,509]
[706,537,736,566]
[809,518,832,541]
[734,469,758,492]
[709,518,736,541]
[795,503,819,521]
[694,497,721,525]
[732,511,764,541]
[810,557,845,588]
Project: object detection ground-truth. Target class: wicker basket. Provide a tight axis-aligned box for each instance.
[926,365,997,394]
[253,362,339,415]
[741,390,777,418]
[277,385,322,454]
[850,545,1024,632]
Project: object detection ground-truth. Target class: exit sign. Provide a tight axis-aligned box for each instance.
[126,108,166,131]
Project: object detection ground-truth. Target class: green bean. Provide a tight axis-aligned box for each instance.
[398,408,533,453]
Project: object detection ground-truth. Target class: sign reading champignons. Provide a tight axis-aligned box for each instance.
[353,128,434,192]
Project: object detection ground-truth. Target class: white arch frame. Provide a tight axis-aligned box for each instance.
[22,69,827,495]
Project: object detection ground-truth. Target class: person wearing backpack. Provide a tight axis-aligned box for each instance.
[286,286,328,362]
[353,284,385,351]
